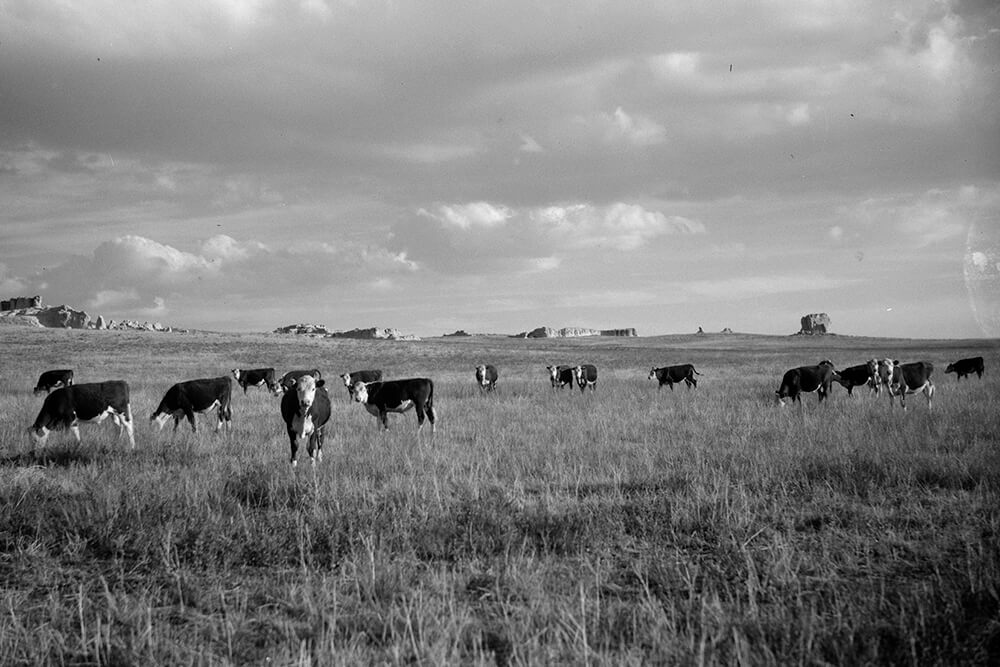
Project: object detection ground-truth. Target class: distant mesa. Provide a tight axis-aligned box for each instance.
[797,313,831,335]
[0,295,178,332]
[442,330,472,337]
[510,326,637,338]
[273,323,420,341]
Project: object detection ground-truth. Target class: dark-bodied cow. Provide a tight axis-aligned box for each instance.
[878,359,934,410]
[352,378,436,431]
[945,356,984,381]
[151,376,233,432]
[280,374,331,466]
[29,381,134,448]
[832,360,879,396]
[339,370,383,399]
[231,367,278,394]
[33,369,74,394]
[775,360,838,406]
[546,365,575,390]
[573,364,598,392]
[475,364,499,392]
[648,364,700,391]
[278,369,322,393]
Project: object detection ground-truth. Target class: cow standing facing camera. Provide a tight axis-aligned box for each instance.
[280,374,331,466]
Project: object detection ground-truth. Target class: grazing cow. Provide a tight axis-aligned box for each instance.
[475,364,499,392]
[648,364,701,391]
[573,364,598,392]
[878,359,934,410]
[151,376,233,432]
[546,365,575,390]
[280,374,331,466]
[231,367,279,394]
[278,369,322,393]
[832,360,879,396]
[775,360,838,406]
[33,369,74,394]
[352,378,436,431]
[339,370,384,399]
[29,381,134,448]
[945,356,984,381]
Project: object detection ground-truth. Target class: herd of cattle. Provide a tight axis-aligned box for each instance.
[24,355,986,465]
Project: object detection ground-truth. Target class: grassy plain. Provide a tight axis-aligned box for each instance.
[0,326,998,665]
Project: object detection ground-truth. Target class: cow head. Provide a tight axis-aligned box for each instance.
[818,360,835,369]
[944,363,956,374]
[546,365,559,387]
[340,372,352,388]
[572,366,584,386]
[877,359,896,386]
[352,381,370,404]
[231,368,242,381]
[647,367,658,381]
[293,374,323,412]
[28,425,50,446]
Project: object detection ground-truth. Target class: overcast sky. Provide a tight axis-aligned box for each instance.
[2,1,998,338]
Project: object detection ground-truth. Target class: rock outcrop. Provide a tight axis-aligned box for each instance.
[798,313,831,335]
[0,297,177,331]
[0,295,42,311]
[511,326,637,338]
[273,324,420,340]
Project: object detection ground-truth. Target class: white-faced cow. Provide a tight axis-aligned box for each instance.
[352,378,436,432]
[945,356,984,381]
[280,374,331,466]
[775,360,838,406]
[29,381,135,448]
[546,365,575,390]
[151,376,233,432]
[278,369,322,394]
[231,368,279,394]
[648,364,701,390]
[475,364,499,392]
[832,360,879,396]
[33,369,74,394]
[573,364,598,392]
[877,359,934,410]
[339,370,383,399]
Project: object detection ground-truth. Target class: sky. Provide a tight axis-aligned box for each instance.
[1,0,999,338]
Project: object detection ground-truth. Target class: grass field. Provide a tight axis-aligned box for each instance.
[1,327,998,665]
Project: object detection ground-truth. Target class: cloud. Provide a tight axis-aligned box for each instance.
[15,233,417,322]
[600,107,667,146]
[394,201,706,273]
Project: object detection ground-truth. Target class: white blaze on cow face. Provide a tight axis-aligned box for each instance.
[152,411,172,430]
[352,381,369,404]
[30,425,51,446]
[546,365,559,387]
[877,359,895,388]
[476,365,486,386]
[294,375,318,411]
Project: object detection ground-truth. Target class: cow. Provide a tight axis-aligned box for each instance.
[33,369,74,394]
[832,360,879,396]
[546,365,575,390]
[150,376,233,432]
[278,369,322,393]
[280,374,331,466]
[573,364,598,392]
[945,356,984,381]
[352,378,436,432]
[877,359,934,410]
[231,367,279,394]
[29,381,135,448]
[339,370,384,399]
[475,364,499,392]
[648,364,701,390]
[775,360,838,406]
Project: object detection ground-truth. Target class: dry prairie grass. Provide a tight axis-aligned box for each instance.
[0,327,998,665]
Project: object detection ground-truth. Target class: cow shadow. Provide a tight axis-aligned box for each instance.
[0,446,98,468]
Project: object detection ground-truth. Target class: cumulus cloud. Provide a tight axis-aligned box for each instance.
[394,201,706,274]
[17,233,418,322]
[601,107,667,146]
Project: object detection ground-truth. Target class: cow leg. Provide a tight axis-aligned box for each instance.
[380,410,390,430]
[308,430,322,465]
[173,415,182,431]
[185,409,197,432]
[925,383,934,409]
[288,429,299,466]
[70,422,82,444]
